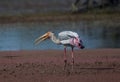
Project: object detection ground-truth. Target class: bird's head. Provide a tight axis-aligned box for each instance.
[74,37,85,49]
[78,39,85,49]
[34,31,53,45]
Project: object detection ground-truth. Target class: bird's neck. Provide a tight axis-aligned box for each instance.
[50,34,60,44]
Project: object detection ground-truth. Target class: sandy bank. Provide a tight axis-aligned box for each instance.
[0,49,120,82]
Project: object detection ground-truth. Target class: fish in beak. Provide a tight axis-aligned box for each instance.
[34,32,50,45]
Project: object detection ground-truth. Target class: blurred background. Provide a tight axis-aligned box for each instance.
[0,0,120,15]
[0,0,120,51]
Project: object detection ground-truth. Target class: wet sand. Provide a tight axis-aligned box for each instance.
[0,49,120,82]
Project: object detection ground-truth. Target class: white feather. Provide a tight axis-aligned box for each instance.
[58,31,79,41]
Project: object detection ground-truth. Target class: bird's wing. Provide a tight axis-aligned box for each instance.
[58,31,79,41]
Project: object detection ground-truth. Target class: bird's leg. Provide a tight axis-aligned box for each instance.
[71,47,74,70]
[64,47,67,68]
[71,47,74,65]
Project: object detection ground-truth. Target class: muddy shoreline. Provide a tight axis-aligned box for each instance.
[0,49,120,82]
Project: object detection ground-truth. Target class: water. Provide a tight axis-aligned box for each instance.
[0,21,120,51]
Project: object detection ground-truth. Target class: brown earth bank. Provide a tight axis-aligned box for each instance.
[0,13,120,24]
[0,49,120,82]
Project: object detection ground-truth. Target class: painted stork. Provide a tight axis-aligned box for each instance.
[34,31,84,66]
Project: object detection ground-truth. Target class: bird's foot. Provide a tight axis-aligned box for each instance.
[64,60,67,65]
[71,59,74,70]
[64,60,67,70]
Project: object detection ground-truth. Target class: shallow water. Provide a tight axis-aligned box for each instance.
[0,21,120,51]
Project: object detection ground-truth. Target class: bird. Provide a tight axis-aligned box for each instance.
[34,31,84,66]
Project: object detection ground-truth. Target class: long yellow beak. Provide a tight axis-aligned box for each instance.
[34,32,50,45]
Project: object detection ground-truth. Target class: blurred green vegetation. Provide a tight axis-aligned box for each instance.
[0,10,119,23]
